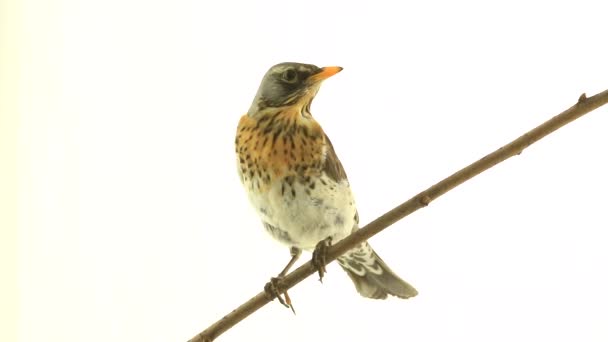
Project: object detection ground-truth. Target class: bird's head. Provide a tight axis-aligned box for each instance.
[248,62,342,116]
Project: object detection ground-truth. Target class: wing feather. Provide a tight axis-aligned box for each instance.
[322,134,348,183]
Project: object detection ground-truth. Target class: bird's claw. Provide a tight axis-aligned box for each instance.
[312,237,332,283]
[264,277,296,314]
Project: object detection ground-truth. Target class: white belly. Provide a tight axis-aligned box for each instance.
[246,173,357,250]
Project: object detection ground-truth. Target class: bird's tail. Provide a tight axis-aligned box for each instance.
[337,242,418,299]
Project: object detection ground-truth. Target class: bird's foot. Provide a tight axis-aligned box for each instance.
[264,276,296,314]
[312,237,332,283]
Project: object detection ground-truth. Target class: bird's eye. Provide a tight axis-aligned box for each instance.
[282,68,298,83]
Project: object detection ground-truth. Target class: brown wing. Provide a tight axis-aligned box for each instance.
[322,134,348,183]
[324,134,360,226]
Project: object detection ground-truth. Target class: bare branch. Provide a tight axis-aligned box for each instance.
[189,89,608,342]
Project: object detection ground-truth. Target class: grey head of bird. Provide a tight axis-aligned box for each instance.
[248,62,342,117]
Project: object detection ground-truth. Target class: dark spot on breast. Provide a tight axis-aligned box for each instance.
[272,130,280,146]
[334,215,345,227]
[291,188,296,197]
[285,176,295,186]
[259,115,271,123]
[268,111,280,125]
[263,222,293,244]
[289,136,295,149]
[309,182,315,190]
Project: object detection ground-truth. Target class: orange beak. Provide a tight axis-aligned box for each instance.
[308,66,343,83]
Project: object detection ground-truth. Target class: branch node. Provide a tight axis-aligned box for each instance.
[578,93,587,103]
[419,194,432,207]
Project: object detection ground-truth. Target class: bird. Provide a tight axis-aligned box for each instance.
[235,62,417,307]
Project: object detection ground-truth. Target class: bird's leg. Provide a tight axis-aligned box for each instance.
[279,247,302,277]
[264,247,301,313]
[312,237,333,283]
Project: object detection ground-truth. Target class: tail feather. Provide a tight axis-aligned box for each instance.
[337,242,417,299]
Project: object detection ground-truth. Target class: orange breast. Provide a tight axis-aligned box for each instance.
[235,110,326,191]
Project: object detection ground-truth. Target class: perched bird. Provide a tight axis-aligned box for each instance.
[235,62,417,304]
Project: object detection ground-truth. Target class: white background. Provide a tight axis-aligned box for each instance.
[8,0,608,341]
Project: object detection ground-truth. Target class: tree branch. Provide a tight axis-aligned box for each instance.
[189,89,608,342]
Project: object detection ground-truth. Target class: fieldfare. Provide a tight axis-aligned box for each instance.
[235,62,417,309]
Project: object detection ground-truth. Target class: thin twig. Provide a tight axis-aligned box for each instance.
[189,89,608,342]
